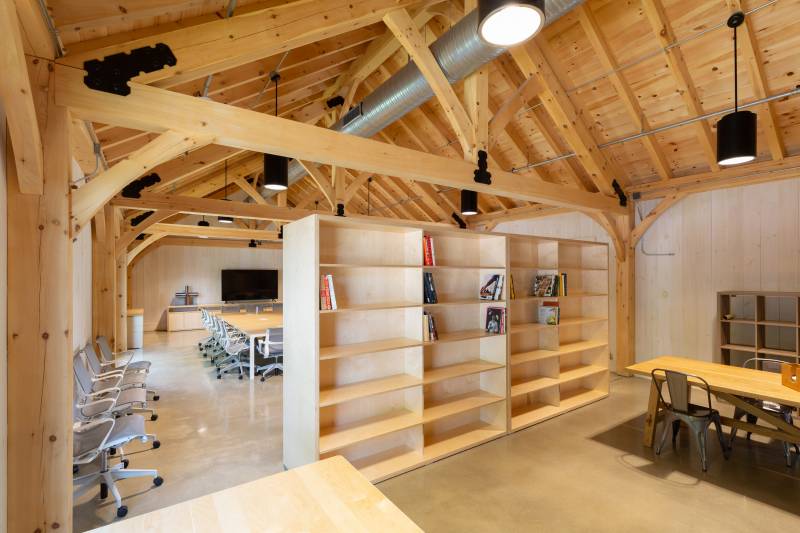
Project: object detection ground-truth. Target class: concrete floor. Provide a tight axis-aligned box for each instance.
[75,331,800,532]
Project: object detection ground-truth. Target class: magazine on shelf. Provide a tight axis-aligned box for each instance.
[480,274,505,300]
[538,302,559,325]
[423,272,438,304]
[319,275,337,310]
[532,274,559,297]
[423,311,438,341]
[326,274,337,310]
[485,307,506,334]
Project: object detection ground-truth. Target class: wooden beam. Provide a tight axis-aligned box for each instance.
[113,193,317,221]
[641,0,719,172]
[57,65,625,214]
[488,77,542,150]
[725,0,784,161]
[126,233,166,267]
[148,145,244,192]
[384,8,475,156]
[342,171,372,204]
[92,205,117,342]
[58,0,425,88]
[577,4,672,181]
[1,1,43,193]
[630,192,687,247]
[233,175,268,205]
[467,204,571,224]
[71,131,212,233]
[116,209,181,257]
[12,0,56,58]
[510,43,619,196]
[147,222,280,241]
[6,70,72,532]
[298,161,335,208]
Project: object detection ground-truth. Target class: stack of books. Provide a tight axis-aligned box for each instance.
[423,235,436,266]
[319,274,338,310]
[538,301,560,325]
[479,274,505,300]
[423,272,438,304]
[423,312,439,341]
[485,307,506,334]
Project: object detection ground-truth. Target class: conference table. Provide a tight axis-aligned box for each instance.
[627,356,800,448]
[88,456,422,532]
[217,311,283,380]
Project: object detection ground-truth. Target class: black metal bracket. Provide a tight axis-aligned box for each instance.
[336,203,345,217]
[612,179,628,207]
[632,191,641,201]
[278,225,283,240]
[473,150,492,185]
[130,211,153,227]
[122,173,161,198]
[451,213,467,229]
[326,95,345,108]
[83,43,177,96]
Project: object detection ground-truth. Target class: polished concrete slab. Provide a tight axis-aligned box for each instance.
[75,331,800,532]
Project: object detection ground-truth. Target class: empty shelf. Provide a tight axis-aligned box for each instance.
[509,322,556,334]
[349,446,423,483]
[423,265,506,270]
[424,299,505,307]
[510,376,559,397]
[424,329,502,345]
[319,374,421,407]
[319,410,420,454]
[423,360,504,385]
[510,340,608,366]
[423,391,504,424]
[319,337,422,361]
[559,388,608,410]
[510,263,557,269]
[720,343,757,353]
[422,422,504,462]
[559,364,607,383]
[511,402,562,430]
[320,263,421,269]
[757,347,797,357]
[559,317,608,327]
[560,292,608,298]
[721,319,756,324]
[320,301,420,314]
[758,320,798,327]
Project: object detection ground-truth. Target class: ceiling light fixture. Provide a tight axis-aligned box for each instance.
[248,239,258,248]
[717,12,756,166]
[264,72,289,191]
[218,160,234,224]
[478,0,545,47]
[461,190,478,216]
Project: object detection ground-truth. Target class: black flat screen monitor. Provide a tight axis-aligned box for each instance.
[221,269,278,301]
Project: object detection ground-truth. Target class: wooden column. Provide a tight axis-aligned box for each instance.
[615,210,635,375]
[91,205,116,343]
[116,250,128,351]
[6,66,73,532]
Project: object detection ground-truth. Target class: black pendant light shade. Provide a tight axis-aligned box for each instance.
[197,216,210,227]
[248,239,258,248]
[717,110,756,166]
[263,153,288,190]
[716,11,756,166]
[478,0,545,47]
[461,189,478,216]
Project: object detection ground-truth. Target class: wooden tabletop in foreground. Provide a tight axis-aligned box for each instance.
[89,456,422,532]
[627,356,800,407]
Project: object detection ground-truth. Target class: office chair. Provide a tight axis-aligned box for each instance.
[74,352,157,421]
[255,328,284,382]
[73,412,162,518]
[84,343,159,401]
[216,320,250,379]
[96,335,151,373]
[198,309,217,356]
[728,358,799,466]
[651,368,730,472]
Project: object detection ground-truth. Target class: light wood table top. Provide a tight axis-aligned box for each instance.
[88,456,421,532]
[627,356,800,407]
[219,311,283,335]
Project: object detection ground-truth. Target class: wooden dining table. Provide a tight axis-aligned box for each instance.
[218,311,283,380]
[627,356,800,447]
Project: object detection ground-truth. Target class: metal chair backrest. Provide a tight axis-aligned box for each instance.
[84,343,105,375]
[743,357,785,373]
[96,336,114,363]
[651,368,713,415]
[73,351,94,394]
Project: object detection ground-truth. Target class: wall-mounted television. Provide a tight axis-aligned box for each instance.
[221,269,279,302]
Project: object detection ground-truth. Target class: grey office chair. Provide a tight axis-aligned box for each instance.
[651,368,730,472]
[84,344,150,391]
[97,335,151,373]
[255,328,283,382]
[73,414,162,518]
[728,358,799,467]
[74,352,157,421]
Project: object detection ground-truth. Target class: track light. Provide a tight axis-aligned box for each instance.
[263,72,290,191]
[717,12,756,166]
[248,239,258,248]
[218,215,233,224]
[461,190,478,216]
[478,0,545,47]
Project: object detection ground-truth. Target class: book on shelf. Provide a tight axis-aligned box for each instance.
[509,274,516,300]
[485,307,506,334]
[423,235,436,266]
[480,274,505,301]
[558,272,567,296]
[538,301,559,325]
[532,274,560,297]
[319,274,338,310]
[423,311,438,341]
[423,272,438,304]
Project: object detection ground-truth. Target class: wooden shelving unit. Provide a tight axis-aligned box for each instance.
[284,215,609,483]
[718,291,800,366]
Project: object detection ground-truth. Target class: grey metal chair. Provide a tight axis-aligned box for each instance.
[74,352,157,421]
[255,328,283,382]
[97,335,151,373]
[729,358,799,467]
[651,368,730,472]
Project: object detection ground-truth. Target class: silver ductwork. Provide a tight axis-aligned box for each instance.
[275,1,584,194]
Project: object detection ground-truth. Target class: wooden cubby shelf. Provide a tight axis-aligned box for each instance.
[284,215,609,483]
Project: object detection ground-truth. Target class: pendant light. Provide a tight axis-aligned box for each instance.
[717,12,756,166]
[218,160,234,224]
[264,72,289,191]
[248,239,258,248]
[197,215,210,238]
[461,190,478,216]
[478,0,545,47]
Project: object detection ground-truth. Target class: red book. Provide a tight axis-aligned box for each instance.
[423,236,432,266]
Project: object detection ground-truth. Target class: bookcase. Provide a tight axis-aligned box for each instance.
[284,215,609,482]
[718,291,800,366]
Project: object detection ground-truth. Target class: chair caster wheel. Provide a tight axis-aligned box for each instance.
[73,465,79,475]
[238,374,243,380]
[100,483,108,500]
[150,414,159,421]
[260,377,265,382]
[109,447,117,456]
[153,476,164,487]
[117,505,128,518]
[217,374,221,380]
[153,395,160,401]
[122,458,130,468]
[153,440,161,449]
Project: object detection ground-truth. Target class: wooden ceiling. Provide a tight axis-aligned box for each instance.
[51,0,800,226]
